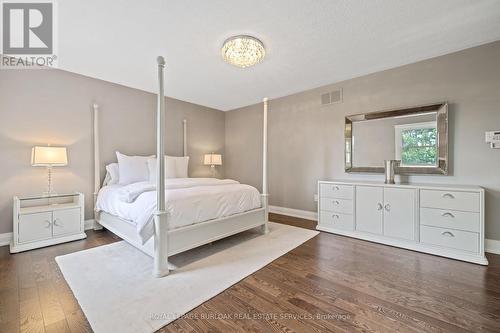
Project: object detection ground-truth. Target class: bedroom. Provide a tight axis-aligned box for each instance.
[1,0,500,332]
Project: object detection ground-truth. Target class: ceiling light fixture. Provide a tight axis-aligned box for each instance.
[221,35,265,68]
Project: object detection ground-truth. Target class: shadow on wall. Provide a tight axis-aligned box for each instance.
[485,190,500,237]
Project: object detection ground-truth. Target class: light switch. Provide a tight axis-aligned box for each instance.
[485,131,500,149]
[485,131,500,143]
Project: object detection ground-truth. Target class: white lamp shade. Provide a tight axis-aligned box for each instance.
[31,146,68,166]
[203,153,222,166]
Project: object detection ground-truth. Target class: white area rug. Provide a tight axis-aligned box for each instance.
[56,222,318,333]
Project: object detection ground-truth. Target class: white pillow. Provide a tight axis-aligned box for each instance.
[170,156,189,178]
[116,152,153,185]
[105,163,119,185]
[102,172,111,187]
[147,156,177,183]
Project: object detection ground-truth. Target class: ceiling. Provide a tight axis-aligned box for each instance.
[58,0,500,111]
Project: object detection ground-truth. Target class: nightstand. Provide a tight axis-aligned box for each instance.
[10,192,87,253]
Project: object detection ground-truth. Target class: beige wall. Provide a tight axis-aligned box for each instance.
[0,68,224,234]
[225,41,500,240]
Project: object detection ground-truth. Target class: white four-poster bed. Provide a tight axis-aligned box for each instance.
[93,56,270,277]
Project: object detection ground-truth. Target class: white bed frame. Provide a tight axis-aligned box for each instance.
[93,56,270,277]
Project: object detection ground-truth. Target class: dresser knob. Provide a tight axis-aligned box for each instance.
[442,193,455,199]
[332,200,340,205]
[441,231,455,237]
[377,203,383,211]
[441,212,455,218]
[44,220,51,228]
[384,204,391,212]
[332,214,339,219]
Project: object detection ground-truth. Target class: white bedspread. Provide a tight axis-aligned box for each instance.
[95,178,262,244]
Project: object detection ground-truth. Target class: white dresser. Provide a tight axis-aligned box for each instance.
[10,193,87,253]
[317,181,487,265]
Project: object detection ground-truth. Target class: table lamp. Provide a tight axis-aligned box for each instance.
[31,146,68,196]
[203,153,222,168]
[203,153,222,177]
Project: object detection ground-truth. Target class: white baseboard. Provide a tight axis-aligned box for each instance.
[0,232,12,246]
[84,219,95,231]
[486,238,500,255]
[268,205,318,221]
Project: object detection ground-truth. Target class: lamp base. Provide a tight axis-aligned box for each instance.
[210,165,217,178]
[45,166,54,196]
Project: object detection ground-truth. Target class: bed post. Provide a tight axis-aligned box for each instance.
[183,119,187,157]
[261,97,270,234]
[153,56,169,277]
[93,103,103,230]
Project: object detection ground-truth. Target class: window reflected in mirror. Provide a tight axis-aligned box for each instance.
[395,119,437,167]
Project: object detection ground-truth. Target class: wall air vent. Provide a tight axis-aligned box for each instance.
[321,92,331,105]
[321,88,343,106]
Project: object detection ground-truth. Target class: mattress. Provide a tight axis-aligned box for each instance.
[95,178,262,244]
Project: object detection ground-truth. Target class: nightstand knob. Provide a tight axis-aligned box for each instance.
[53,218,61,227]
[44,220,51,228]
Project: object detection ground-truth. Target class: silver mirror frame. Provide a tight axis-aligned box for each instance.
[345,102,448,175]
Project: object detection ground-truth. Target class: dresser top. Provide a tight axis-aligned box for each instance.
[319,180,483,191]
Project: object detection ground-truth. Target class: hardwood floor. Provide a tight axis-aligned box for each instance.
[1,214,500,332]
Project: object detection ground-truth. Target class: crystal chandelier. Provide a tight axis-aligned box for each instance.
[221,35,266,68]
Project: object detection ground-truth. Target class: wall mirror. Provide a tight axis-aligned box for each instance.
[345,102,448,175]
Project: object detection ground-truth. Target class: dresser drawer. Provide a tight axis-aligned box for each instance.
[320,184,353,200]
[319,211,354,231]
[420,208,480,233]
[320,197,353,214]
[420,190,480,212]
[420,225,479,253]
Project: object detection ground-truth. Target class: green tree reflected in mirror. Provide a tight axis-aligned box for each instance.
[401,128,437,166]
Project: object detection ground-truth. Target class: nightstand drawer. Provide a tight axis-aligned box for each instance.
[320,184,353,200]
[53,208,81,236]
[18,212,52,243]
[320,197,353,214]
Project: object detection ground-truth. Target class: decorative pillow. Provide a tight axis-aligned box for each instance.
[147,156,177,183]
[116,152,153,185]
[105,163,120,185]
[171,156,189,178]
